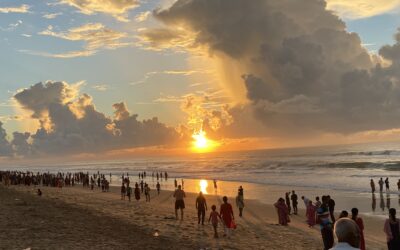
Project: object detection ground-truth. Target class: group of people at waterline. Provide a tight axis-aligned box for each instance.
[274,180,400,250]
[370,177,400,193]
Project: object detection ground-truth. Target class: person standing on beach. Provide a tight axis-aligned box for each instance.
[209,205,221,238]
[127,185,132,202]
[236,191,245,217]
[315,196,322,208]
[156,182,161,195]
[291,191,298,215]
[220,196,235,237]
[134,183,140,201]
[285,192,291,214]
[327,195,336,223]
[317,195,334,250]
[379,178,384,192]
[397,179,400,191]
[213,179,217,190]
[385,177,390,191]
[384,208,400,250]
[351,208,365,250]
[121,184,126,200]
[370,179,376,193]
[274,197,289,226]
[145,183,151,202]
[196,192,207,225]
[306,200,316,227]
[174,185,186,220]
[174,179,178,189]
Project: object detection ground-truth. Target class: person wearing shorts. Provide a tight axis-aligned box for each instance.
[174,185,186,220]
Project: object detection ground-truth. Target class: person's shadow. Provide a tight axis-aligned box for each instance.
[372,193,376,212]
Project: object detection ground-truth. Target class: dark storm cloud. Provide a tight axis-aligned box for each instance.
[146,0,400,136]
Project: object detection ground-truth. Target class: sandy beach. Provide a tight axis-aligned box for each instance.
[0,181,389,250]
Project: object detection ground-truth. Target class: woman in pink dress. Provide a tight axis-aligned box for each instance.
[220,196,234,237]
[274,198,289,225]
[306,200,316,227]
[351,208,365,250]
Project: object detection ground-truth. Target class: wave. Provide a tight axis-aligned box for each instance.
[332,150,400,156]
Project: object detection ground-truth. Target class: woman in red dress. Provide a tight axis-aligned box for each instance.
[351,208,365,250]
[274,198,289,225]
[220,196,235,237]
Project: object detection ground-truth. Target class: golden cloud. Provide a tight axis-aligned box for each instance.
[59,0,139,22]
[326,0,400,19]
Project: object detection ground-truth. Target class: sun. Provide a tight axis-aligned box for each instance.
[191,129,219,152]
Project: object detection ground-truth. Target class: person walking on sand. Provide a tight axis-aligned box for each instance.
[306,200,317,227]
[196,192,207,225]
[379,178,384,192]
[384,208,400,250]
[274,197,290,226]
[317,196,334,250]
[351,208,365,250]
[291,190,298,215]
[174,185,186,220]
[385,177,390,191]
[220,196,235,237]
[209,205,221,238]
[236,191,245,217]
[370,179,376,193]
[121,183,126,200]
[285,192,291,215]
[156,181,161,195]
[134,183,140,201]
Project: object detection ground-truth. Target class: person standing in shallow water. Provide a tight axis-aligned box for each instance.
[196,192,207,225]
[385,177,390,191]
[370,179,376,193]
[384,208,400,250]
[379,178,384,192]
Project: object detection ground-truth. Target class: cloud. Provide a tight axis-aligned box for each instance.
[43,12,62,19]
[92,84,109,91]
[8,81,180,156]
[0,4,30,14]
[130,69,208,85]
[143,0,400,139]
[135,11,151,22]
[59,0,139,22]
[32,23,129,58]
[0,122,13,157]
[326,0,400,19]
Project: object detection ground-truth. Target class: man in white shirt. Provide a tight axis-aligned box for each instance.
[330,218,360,250]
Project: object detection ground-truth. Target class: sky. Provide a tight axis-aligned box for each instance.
[2,0,400,159]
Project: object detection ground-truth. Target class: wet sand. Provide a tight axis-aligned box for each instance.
[0,184,388,249]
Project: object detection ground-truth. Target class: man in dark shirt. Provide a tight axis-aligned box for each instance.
[291,190,298,215]
[196,192,208,225]
[327,195,336,223]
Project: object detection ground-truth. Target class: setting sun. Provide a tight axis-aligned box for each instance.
[191,130,219,152]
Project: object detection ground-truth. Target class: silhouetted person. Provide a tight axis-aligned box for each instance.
[379,178,384,192]
[174,185,185,220]
[317,195,334,250]
[370,179,375,193]
[196,192,207,225]
[327,195,336,223]
[385,177,390,191]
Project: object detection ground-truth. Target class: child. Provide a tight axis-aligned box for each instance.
[208,205,221,238]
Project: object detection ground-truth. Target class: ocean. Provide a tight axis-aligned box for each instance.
[2,141,400,215]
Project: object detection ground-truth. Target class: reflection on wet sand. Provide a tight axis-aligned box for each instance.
[380,192,385,211]
[386,192,391,209]
[372,193,376,212]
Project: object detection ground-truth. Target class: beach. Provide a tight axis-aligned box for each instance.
[0,181,389,250]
